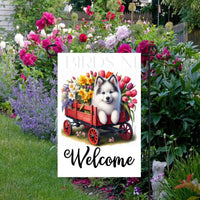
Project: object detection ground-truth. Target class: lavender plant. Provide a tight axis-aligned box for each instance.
[9,77,57,142]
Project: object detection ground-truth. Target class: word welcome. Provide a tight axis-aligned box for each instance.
[64,146,135,168]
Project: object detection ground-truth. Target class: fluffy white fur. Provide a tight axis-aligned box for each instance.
[92,74,121,125]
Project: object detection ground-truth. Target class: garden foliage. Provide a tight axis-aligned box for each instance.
[0,0,200,198]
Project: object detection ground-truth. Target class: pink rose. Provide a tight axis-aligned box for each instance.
[131,89,137,97]
[127,83,133,90]
[86,5,94,16]
[43,12,56,26]
[99,70,106,78]
[42,38,52,50]
[128,102,135,108]
[117,44,132,53]
[122,96,128,102]
[53,37,64,53]
[27,31,41,45]
[79,33,87,42]
[36,17,46,30]
[23,53,37,66]
[20,48,26,60]
[123,76,131,84]
[119,81,125,90]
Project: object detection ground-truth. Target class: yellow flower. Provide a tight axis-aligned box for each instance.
[87,77,94,85]
[78,75,87,85]
[89,90,93,98]
[78,88,85,97]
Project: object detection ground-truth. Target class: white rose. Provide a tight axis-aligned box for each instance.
[0,41,6,49]
[14,33,24,46]
[40,29,47,37]
[58,23,65,29]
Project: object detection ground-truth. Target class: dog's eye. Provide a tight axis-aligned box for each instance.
[102,92,105,95]
[109,91,113,94]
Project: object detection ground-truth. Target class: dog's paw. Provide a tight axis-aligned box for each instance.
[111,110,119,124]
[98,111,107,124]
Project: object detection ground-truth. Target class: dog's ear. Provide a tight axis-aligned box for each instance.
[95,76,105,87]
[108,74,118,86]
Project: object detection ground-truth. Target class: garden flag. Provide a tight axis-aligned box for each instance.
[58,53,141,177]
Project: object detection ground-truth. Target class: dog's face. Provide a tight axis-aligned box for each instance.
[94,74,120,104]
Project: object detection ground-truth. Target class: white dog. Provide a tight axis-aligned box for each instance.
[92,74,121,125]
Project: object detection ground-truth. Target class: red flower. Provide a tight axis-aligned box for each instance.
[117,44,132,53]
[106,71,113,79]
[136,40,155,66]
[119,81,125,90]
[79,33,87,42]
[67,34,73,44]
[131,89,137,97]
[127,83,133,90]
[125,91,132,96]
[122,96,128,102]
[99,70,106,78]
[36,12,55,30]
[123,76,131,84]
[116,75,121,82]
[86,5,94,16]
[119,4,125,12]
[107,11,115,20]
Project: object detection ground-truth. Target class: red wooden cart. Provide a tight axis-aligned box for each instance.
[63,102,133,145]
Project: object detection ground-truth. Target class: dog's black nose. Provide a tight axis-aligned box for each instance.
[106,97,110,101]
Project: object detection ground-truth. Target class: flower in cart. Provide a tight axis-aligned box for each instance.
[86,77,94,85]
[68,91,76,100]
[78,75,87,85]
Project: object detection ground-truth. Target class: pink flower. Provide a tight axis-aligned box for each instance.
[128,102,135,108]
[53,37,64,53]
[75,25,81,30]
[122,96,128,102]
[127,83,133,90]
[123,76,131,84]
[116,75,121,81]
[119,4,125,12]
[131,89,137,97]
[23,53,37,66]
[109,196,115,199]
[42,38,52,50]
[36,12,55,31]
[86,5,94,16]
[156,47,171,61]
[119,81,125,90]
[132,99,137,104]
[107,11,115,20]
[99,70,106,78]
[27,31,41,45]
[79,33,87,42]
[67,34,73,44]
[136,40,155,66]
[173,57,182,71]
[94,72,97,77]
[90,70,93,75]
[43,12,56,26]
[20,73,27,81]
[125,91,132,96]
[117,44,132,53]
[36,17,46,30]
[20,48,26,60]
[11,113,17,118]
[116,26,130,41]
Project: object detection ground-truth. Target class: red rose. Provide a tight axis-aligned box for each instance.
[79,33,87,42]
[99,70,106,78]
[86,5,94,16]
[107,11,115,20]
[117,44,132,53]
[119,5,125,12]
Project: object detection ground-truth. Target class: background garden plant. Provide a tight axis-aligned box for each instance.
[0,0,200,199]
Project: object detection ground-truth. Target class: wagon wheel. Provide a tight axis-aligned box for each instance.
[88,128,100,145]
[63,120,72,135]
[119,123,133,140]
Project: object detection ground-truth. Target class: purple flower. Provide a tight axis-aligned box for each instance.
[133,187,141,195]
[116,25,130,41]
[105,35,118,49]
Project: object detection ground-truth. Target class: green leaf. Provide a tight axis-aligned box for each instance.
[191,62,200,73]
[153,115,161,126]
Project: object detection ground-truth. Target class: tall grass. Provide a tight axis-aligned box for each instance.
[0,114,95,200]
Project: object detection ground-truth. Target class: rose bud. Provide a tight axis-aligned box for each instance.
[122,96,128,102]
[127,83,133,90]
[123,76,131,84]
[131,89,137,97]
